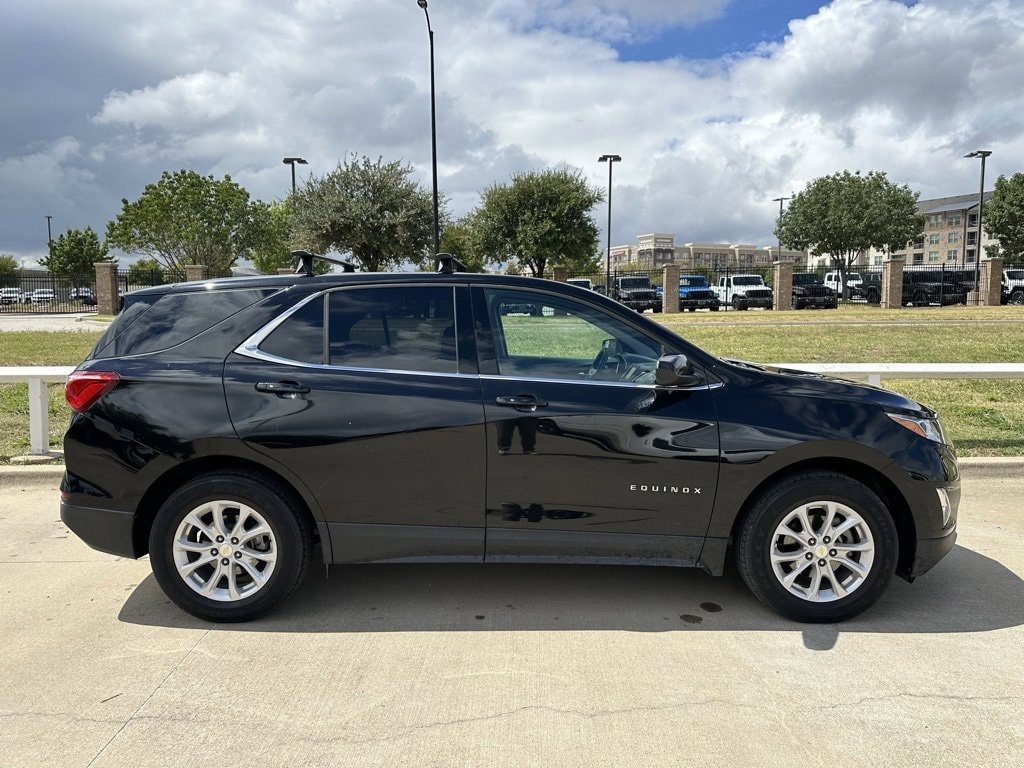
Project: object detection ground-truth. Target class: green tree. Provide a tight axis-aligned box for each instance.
[985,172,1024,261]
[248,200,330,275]
[438,213,488,272]
[473,168,603,278]
[777,170,924,298]
[127,257,169,287]
[290,155,437,272]
[106,170,263,277]
[39,226,115,281]
[0,254,19,288]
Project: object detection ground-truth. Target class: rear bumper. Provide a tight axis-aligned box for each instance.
[60,499,140,558]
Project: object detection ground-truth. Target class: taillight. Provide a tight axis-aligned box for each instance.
[65,371,120,413]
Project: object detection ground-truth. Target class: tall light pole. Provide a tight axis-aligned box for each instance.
[282,157,308,194]
[418,0,440,257]
[964,150,992,298]
[45,215,53,255]
[599,154,621,290]
[772,196,791,261]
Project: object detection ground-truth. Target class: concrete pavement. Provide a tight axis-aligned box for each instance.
[0,468,1021,767]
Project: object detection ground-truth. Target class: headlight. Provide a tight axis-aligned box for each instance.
[887,413,948,445]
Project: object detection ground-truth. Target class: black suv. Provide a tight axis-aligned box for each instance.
[61,260,959,623]
[791,273,838,310]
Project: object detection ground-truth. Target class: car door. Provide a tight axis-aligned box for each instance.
[472,285,720,565]
[224,283,487,563]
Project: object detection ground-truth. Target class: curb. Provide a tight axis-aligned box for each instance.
[3,457,1021,489]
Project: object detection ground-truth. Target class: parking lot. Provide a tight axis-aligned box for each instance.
[1,466,1022,768]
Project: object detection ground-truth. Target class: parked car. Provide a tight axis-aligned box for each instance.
[611,275,662,313]
[30,289,55,304]
[69,287,97,305]
[861,271,966,306]
[791,273,838,310]
[0,287,24,304]
[824,271,864,298]
[676,275,720,312]
[567,278,593,291]
[714,274,773,310]
[1003,269,1024,305]
[61,258,959,624]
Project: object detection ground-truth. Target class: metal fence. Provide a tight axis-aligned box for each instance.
[564,261,1012,311]
[0,268,187,315]
[0,271,97,315]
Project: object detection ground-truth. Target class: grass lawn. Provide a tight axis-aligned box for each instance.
[1,304,1022,459]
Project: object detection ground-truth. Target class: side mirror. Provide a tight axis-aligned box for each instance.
[656,354,704,388]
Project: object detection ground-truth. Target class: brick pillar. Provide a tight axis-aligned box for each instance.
[981,257,1003,306]
[95,262,118,316]
[773,261,793,311]
[552,266,568,282]
[662,264,680,313]
[881,259,904,309]
[185,265,208,282]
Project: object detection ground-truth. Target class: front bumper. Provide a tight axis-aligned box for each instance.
[910,528,958,578]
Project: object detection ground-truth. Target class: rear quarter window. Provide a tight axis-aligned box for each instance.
[93,288,277,358]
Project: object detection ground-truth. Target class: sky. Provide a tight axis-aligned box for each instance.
[1,0,1022,267]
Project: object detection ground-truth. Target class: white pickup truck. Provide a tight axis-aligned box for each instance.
[1004,269,1024,305]
[714,274,774,310]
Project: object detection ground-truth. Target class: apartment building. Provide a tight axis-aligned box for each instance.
[806,191,999,268]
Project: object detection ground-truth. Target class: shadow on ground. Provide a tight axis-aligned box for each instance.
[118,544,1023,650]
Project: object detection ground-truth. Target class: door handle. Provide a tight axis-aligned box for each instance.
[255,380,311,397]
[495,395,548,413]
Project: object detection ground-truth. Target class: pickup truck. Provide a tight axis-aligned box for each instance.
[612,275,662,313]
[1003,269,1024,305]
[714,274,773,310]
[676,275,721,312]
[792,273,838,309]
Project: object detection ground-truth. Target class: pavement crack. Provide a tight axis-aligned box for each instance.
[83,627,213,768]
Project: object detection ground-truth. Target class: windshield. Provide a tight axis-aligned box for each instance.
[733,277,763,286]
[618,278,650,289]
[679,277,707,287]
[1007,270,1024,280]
[846,273,863,282]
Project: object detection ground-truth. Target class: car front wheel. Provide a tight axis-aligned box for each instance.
[736,471,898,622]
[149,472,314,622]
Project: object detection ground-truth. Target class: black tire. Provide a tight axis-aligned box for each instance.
[736,471,898,622]
[912,291,927,307]
[710,305,719,312]
[1011,289,1024,306]
[865,288,880,305]
[149,471,314,622]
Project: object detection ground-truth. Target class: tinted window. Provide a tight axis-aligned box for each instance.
[260,296,325,364]
[328,286,457,374]
[95,289,275,358]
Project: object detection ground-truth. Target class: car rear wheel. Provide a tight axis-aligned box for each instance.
[1011,289,1024,305]
[736,471,898,622]
[149,472,314,622]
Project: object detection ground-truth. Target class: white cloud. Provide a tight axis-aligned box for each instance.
[1,0,1023,260]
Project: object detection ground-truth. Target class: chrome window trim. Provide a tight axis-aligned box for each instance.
[235,285,460,374]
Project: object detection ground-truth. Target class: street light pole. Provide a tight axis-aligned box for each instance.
[45,215,53,254]
[964,150,992,300]
[418,0,440,258]
[599,154,621,291]
[772,196,791,261]
[282,157,308,194]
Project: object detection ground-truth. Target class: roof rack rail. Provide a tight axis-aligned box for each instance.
[435,253,467,274]
[292,250,356,276]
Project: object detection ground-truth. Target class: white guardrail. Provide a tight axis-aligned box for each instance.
[2,363,1024,455]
